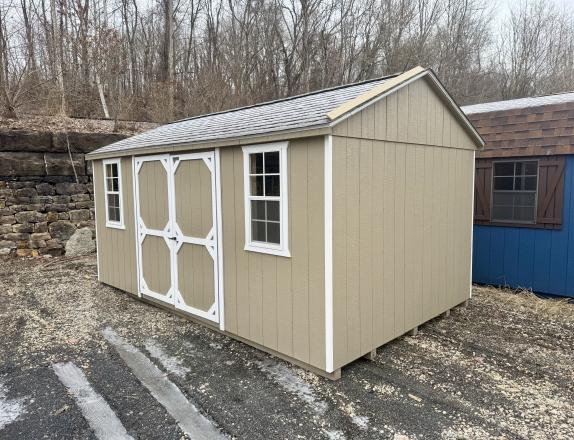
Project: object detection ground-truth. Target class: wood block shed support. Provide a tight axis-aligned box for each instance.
[363,349,377,361]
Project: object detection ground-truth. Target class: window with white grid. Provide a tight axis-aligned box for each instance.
[243,143,289,257]
[103,159,124,229]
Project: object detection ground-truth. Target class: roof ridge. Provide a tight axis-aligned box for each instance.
[462,90,574,110]
[169,73,400,125]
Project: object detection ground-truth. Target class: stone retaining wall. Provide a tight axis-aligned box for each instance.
[0,130,127,257]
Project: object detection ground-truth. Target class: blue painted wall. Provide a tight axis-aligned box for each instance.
[472,155,574,298]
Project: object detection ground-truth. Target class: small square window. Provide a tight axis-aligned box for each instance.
[264,152,280,173]
[250,153,263,174]
[265,175,280,196]
[250,175,264,196]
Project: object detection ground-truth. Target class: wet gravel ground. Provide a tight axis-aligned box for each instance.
[1,255,573,439]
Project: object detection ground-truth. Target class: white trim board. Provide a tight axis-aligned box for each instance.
[324,135,334,373]
[131,156,141,298]
[215,148,225,331]
[93,162,101,282]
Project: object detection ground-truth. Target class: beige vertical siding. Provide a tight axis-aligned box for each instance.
[220,137,326,370]
[94,158,138,295]
[333,77,477,150]
[331,76,475,369]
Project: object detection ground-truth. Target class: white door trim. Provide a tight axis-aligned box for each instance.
[170,151,220,324]
[135,151,222,325]
[215,148,225,331]
[134,154,175,304]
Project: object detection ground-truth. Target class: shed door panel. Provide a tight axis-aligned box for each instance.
[141,235,172,295]
[174,159,213,237]
[135,155,175,304]
[177,243,215,313]
[139,161,170,230]
[172,153,219,322]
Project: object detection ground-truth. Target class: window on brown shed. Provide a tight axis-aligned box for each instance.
[474,156,565,229]
[492,160,538,223]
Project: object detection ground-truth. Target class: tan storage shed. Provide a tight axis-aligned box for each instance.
[88,66,484,378]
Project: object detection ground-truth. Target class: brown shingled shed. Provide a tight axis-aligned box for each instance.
[463,92,574,298]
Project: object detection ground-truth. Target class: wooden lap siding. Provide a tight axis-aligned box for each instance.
[331,78,476,369]
[94,158,138,295]
[220,137,326,371]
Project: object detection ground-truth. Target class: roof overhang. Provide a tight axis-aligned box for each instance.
[327,66,485,149]
[86,125,331,160]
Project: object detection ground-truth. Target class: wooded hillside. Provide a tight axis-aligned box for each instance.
[0,0,572,123]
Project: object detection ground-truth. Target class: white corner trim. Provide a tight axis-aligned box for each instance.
[215,148,225,331]
[324,135,334,373]
[103,158,125,230]
[132,156,141,298]
[93,162,101,282]
[242,142,290,258]
[469,150,476,298]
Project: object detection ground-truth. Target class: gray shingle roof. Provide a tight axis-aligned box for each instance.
[462,91,574,115]
[90,76,394,156]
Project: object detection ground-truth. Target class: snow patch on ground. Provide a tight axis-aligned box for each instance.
[145,339,191,378]
[256,359,328,416]
[323,429,346,439]
[340,401,369,430]
[0,381,25,430]
[351,415,369,430]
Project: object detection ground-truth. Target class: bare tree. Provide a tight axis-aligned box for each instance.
[0,0,572,123]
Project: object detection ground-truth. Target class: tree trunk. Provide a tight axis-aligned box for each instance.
[50,0,66,115]
[164,0,174,120]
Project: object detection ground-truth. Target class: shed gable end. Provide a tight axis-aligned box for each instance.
[332,77,477,150]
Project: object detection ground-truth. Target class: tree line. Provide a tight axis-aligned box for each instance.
[0,0,572,123]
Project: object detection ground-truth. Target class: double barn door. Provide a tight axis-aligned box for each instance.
[134,152,220,323]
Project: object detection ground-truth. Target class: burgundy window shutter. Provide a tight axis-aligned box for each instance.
[474,159,492,223]
[536,157,565,228]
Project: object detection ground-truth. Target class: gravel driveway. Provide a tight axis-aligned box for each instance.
[1,255,573,439]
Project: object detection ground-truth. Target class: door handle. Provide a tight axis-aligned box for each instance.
[168,236,177,240]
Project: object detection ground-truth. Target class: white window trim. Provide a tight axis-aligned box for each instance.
[242,142,290,257]
[103,158,125,229]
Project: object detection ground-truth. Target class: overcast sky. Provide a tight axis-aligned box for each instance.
[494,0,572,23]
